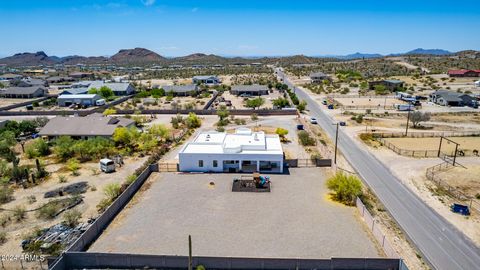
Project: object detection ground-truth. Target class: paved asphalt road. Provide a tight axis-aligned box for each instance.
[276,68,480,270]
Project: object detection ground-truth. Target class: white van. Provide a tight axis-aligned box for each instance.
[100,158,115,173]
[95,99,106,106]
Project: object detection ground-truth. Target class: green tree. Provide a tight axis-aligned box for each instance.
[185,113,201,129]
[298,131,315,146]
[103,108,116,116]
[326,172,362,205]
[297,100,307,112]
[272,97,290,108]
[53,136,75,161]
[216,105,230,126]
[99,86,114,99]
[275,128,289,137]
[374,84,388,95]
[18,121,37,135]
[88,87,98,94]
[245,97,265,110]
[149,124,171,140]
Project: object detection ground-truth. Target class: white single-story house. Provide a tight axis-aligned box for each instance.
[192,75,221,86]
[57,94,102,107]
[179,128,284,173]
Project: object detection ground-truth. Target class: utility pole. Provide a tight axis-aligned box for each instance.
[405,109,411,136]
[188,235,192,270]
[334,123,339,164]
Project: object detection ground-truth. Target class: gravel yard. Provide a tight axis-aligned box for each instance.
[89,168,382,259]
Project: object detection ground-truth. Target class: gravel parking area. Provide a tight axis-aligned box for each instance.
[90,168,381,259]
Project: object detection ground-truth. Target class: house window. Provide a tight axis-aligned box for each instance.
[198,160,203,167]
[213,160,218,167]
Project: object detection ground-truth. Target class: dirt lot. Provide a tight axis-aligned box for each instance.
[0,98,36,108]
[123,96,212,110]
[90,168,383,258]
[384,137,480,152]
[216,90,283,110]
[0,155,147,256]
[335,97,404,108]
[436,164,480,198]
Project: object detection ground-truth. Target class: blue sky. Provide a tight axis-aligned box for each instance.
[0,0,479,57]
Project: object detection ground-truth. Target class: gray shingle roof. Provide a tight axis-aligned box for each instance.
[88,82,133,92]
[1,86,46,95]
[162,84,198,93]
[231,84,269,91]
[38,114,135,137]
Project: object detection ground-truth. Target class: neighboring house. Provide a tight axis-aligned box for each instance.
[11,78,47,87]
[0,86,47,98]
[57,94,102,107]
[85,81,135,96]
[429,90,476,107]
[447,70,480,77]
[0,73,23,81]
[192,75,221,85]
[47,76,75,84]
[60,88,89,95]
[179,128,284,173]
[309,72,331,83]
[161,84,199,96]
[230,85,269,96]
[69,72,94,79]
[38,113,135,139]
[368,80,405,91]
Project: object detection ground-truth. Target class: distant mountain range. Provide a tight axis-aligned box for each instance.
[0,47,470,67]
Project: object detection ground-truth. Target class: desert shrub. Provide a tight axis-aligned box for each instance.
[0,185,14,204]
[38,204,58,219]
[27,195,37,204]
[13,205,26,221]
[104,183,121,201]
[0,231,6,245]
[125,174,137,185]
[24,139,50,159]
[63,209,82,228]
[66,158,81,176]
[196,265,206,270]
[0,215,10,228]
[359,133,374,142]
[58,175,68,183]
[326,172,362,205]
[310,152,322,161]
[298,131,315,146]
[185,112,202,129]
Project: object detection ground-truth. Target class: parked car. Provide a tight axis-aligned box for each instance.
[339,121,346,126]
[100,158,116,173]
[297,124,304,130]
[310,117,318,124]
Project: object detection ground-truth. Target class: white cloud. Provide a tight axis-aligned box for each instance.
[141,0,156,6]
